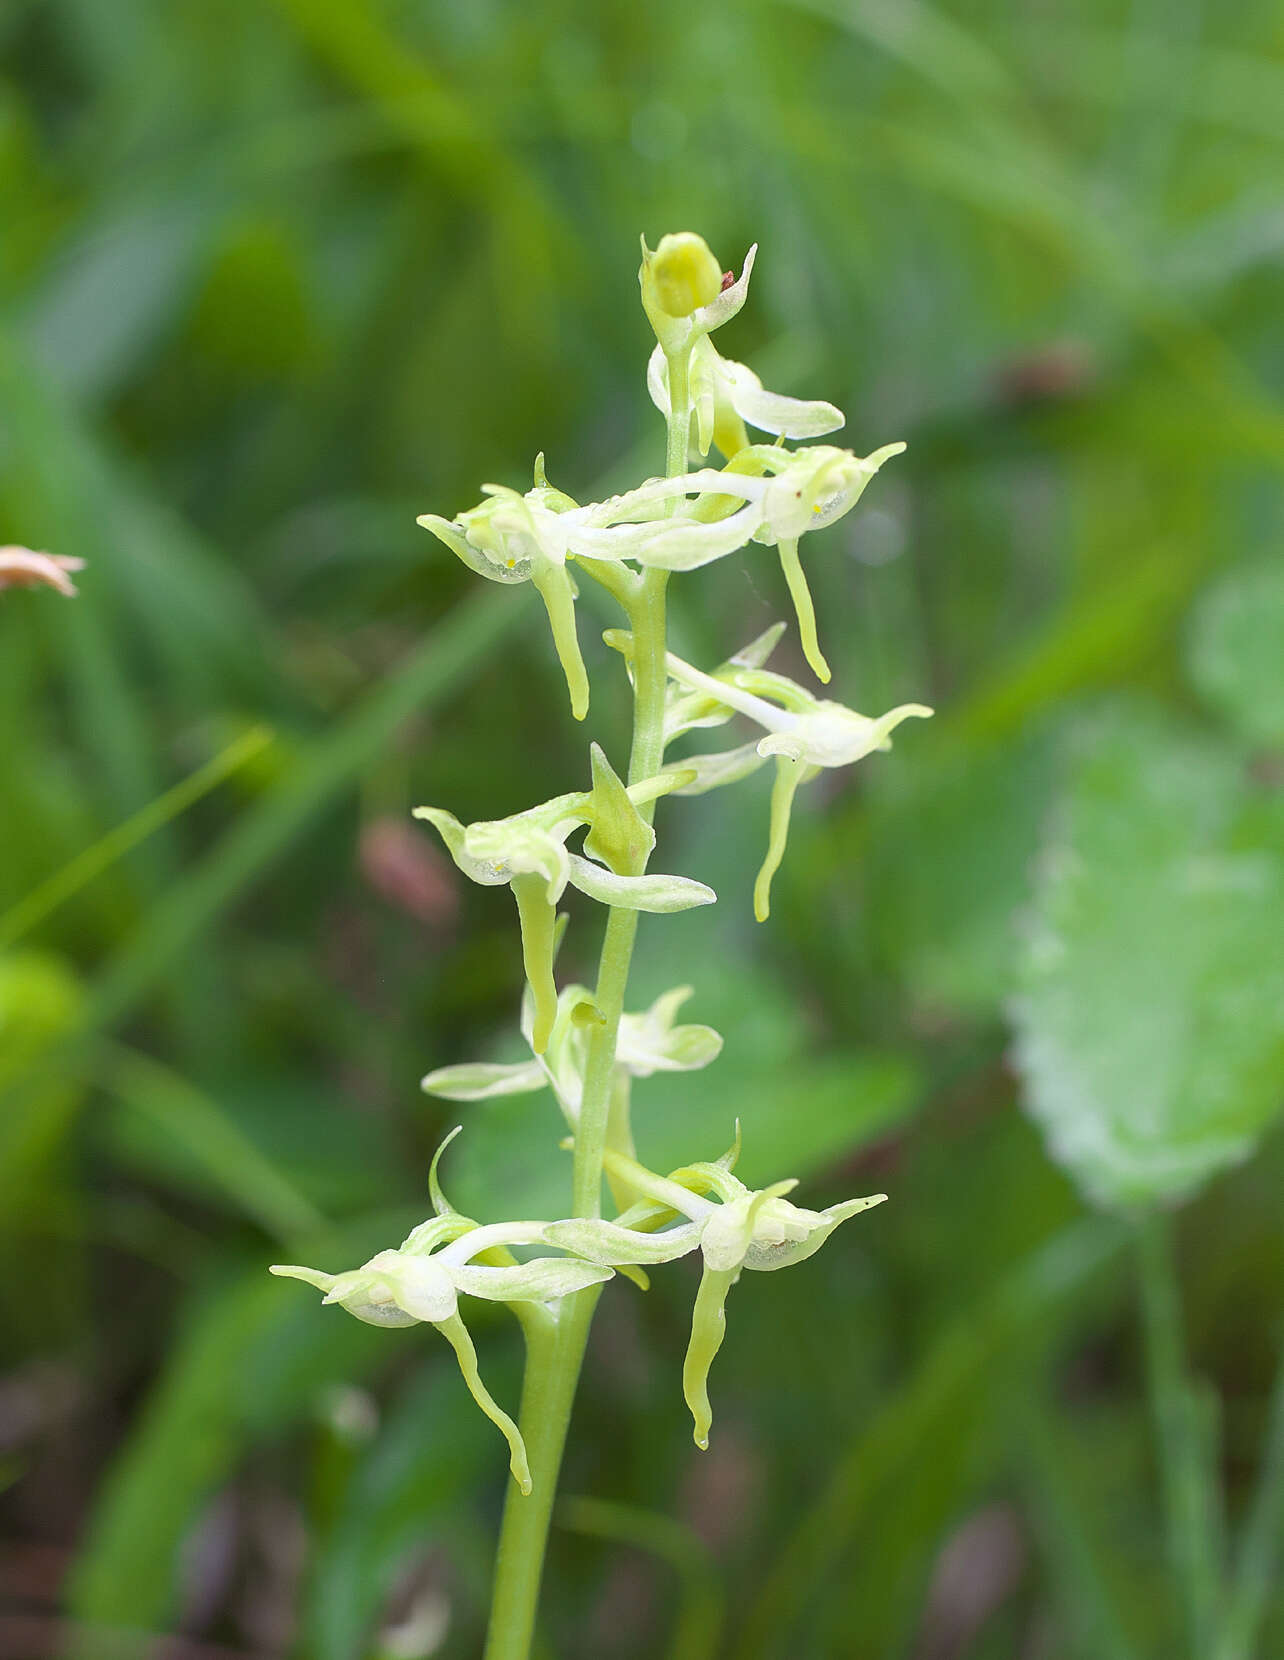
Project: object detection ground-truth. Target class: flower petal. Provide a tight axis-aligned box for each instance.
[571,468,742,530]
[542,1217,704,1266]
[374,1255,459,1323]
[0,547,85,596]
[413,807,510,887]
[718,356,845,438]
[743,1192,886,1272]
[417,514,529,585]
[269,1262,338,1296]
[755,701,933,769]
[449,1258,614,1303]
[616,986,724,1076]
[566,855,716,913]
[322,1265,422,1328]
[569,500,762,573]
[420,1060,549,1101]
[693,243,757,334]
[666,741,767,796]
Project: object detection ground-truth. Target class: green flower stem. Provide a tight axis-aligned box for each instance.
[483,380,687,1660]
[1137,1213,1220,1659]
[1215,1334,1284,1660]
[0,723,273,949]
[603,1072,639,1211]
[483,1295,599,1660]
[572,567,669,1220]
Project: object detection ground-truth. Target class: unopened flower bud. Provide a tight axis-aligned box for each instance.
[646,232,723,318]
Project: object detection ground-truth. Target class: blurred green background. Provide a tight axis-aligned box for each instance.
[2,1,1283,1657]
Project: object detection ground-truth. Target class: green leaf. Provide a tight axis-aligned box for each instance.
[303,1358,503,1660]
[67,1215,422,1634]
[865,728,1057,1017]
[739,1219,1125,1660]
[1011,701,1284,1210]
[1187,558,1284,747]
[97,1045,325,1241]
[0,951,86,1203]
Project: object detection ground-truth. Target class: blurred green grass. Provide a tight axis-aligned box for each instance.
[1,1,1282,1656]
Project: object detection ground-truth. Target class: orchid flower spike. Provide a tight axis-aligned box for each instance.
[415,757,714,1052]
[544,1150,886,1449]
[647,338,843,464]
[660,646,932,920]
[271,1146,614,1493]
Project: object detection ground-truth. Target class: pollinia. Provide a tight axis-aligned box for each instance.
[272,232,930,1659]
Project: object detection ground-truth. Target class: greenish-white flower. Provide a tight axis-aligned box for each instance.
[418,462,590,717]
[545,1151,885,1448]
[423,982,723,1125]
[419,457,766,715]
[271,1174,614,1493]
[659,645,931,920]
[565,472,764,573]
[415,758,714,1051]
[708,442,906,681]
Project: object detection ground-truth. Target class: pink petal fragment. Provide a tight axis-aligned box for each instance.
[0,547,86,597]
